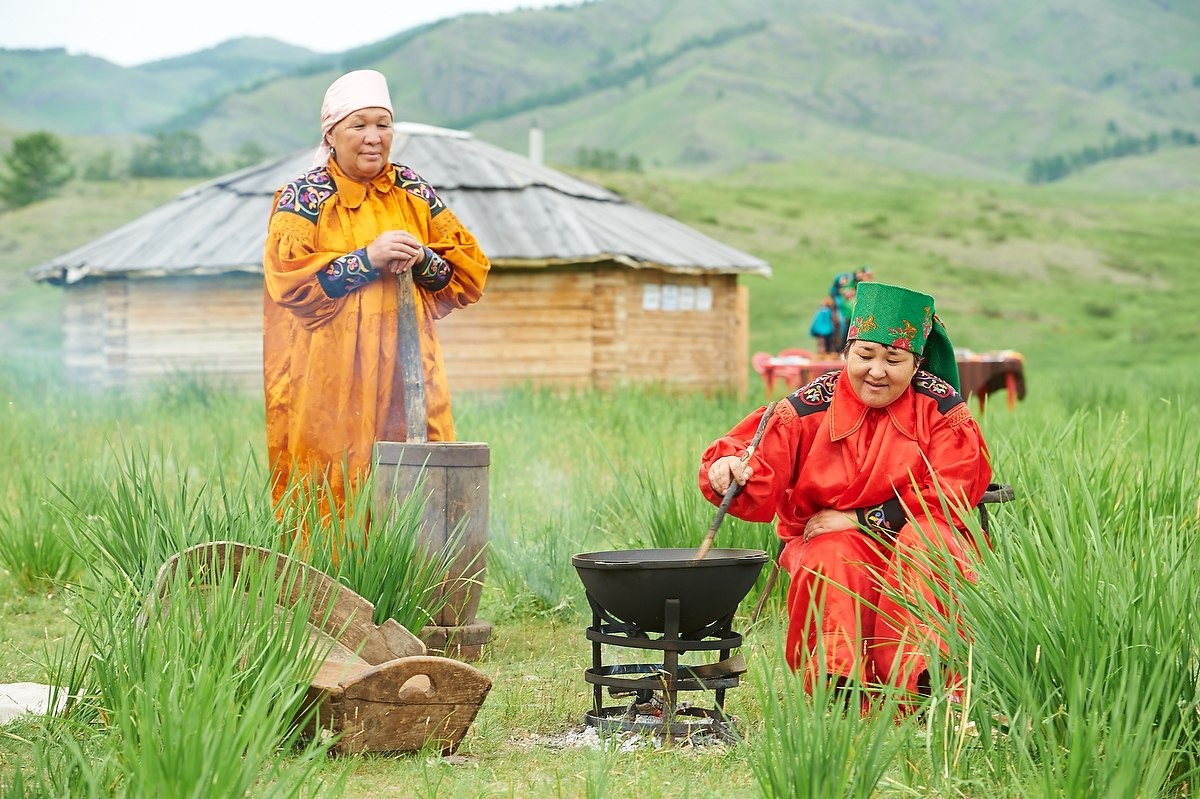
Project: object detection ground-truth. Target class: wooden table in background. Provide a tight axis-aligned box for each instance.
[957,353,1025,412]
[754,350,1026,412]
[753,354,844,399]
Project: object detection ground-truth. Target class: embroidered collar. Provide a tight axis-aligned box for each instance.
[327,158,397,208]
[828,373,918,442]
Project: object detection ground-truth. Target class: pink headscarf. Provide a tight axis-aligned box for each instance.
[311,70,395,168]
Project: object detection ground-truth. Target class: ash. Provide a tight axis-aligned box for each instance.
[530,715,736,752]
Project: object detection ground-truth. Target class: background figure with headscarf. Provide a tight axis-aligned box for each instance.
[808,295,837,355]
[700,282,991,708]
[827,266,872,350]
[263,69,489,520]
[827,271,852,350]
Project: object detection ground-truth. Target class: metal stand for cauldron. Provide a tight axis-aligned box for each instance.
[583,595,745,743]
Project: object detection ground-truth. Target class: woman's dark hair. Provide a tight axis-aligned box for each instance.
[843,339,925,370]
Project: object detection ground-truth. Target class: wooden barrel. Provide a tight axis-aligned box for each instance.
[372,441,490,632]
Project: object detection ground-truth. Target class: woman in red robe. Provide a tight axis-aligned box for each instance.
[700,282,992,700]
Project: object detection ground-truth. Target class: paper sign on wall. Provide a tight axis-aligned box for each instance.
[642,284,660,310]
[660,285,679,311]
[643,283,713,312]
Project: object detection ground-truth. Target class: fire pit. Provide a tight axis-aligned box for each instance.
[571,547,768,741]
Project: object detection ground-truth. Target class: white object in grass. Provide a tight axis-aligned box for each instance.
[0,682,66,724]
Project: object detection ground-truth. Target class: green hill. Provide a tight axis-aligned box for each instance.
[2,0,1198,381]
[590,159,1200,381]
[0,38,320,135]
[2,0,1197,184]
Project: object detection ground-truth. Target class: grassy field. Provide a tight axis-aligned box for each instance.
[2,371,1198,797]
[593,158,1200,383]
[1,161,1199,796]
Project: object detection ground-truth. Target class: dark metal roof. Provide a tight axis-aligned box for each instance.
[29,123,771,285]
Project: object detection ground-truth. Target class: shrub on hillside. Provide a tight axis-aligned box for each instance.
[0,131,76,208]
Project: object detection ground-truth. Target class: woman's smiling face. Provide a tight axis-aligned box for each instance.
[845,340,918,408]
[328,107,394,182]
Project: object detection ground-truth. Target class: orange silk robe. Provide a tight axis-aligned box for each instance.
[699,369,992,695]
[263,158,489,510]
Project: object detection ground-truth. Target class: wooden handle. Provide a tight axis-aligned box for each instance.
[749,560,781,624]
[395,269,427,443]
[694,400,778,561]
[695,480,742,561]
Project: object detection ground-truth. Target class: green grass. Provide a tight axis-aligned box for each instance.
[2,160,1199,796]
[2,366,1199,797]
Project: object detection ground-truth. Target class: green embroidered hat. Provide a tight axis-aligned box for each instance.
[846,281,960,391]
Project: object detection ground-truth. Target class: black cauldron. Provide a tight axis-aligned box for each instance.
[572,548,769,635]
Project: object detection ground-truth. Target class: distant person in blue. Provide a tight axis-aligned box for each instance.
[836,284,857,350]
[809,296,836,355]
[826,266,873,350]
[829,271,855,301]
[828,271,855,350]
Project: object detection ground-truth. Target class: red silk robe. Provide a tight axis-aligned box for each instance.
[263,158,489,514]
[699,369,992,694]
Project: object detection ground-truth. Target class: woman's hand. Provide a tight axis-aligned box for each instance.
[708,455,752,495]
[367,230,424,275]
[804,509,857,540]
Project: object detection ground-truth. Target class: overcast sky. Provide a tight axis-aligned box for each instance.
[0,0,582,67]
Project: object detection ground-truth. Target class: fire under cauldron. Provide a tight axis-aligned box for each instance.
[571,547,768,741]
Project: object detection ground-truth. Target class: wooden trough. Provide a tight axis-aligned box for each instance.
[153,541,492,755]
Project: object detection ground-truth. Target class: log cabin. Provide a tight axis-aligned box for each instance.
[29,124,771,397]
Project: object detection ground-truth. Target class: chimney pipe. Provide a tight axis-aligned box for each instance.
[529,126,544,166]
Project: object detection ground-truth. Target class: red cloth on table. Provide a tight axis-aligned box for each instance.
[957,356,1026,406]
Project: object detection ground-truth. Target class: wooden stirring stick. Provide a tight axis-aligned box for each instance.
[694,400,777,561]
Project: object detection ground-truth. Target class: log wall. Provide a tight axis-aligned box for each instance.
[61,268,749,398]
[437,266,747,396]
[63,275,263,392]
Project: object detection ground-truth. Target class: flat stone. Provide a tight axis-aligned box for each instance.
[0,683,66,724]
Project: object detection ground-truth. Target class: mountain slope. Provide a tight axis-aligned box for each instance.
[2,0,1197,182]
[188,0,1200,178]
[0,38,320,134]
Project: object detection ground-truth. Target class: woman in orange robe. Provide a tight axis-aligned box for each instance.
[263,70,489,514]
[700,282,991,700]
